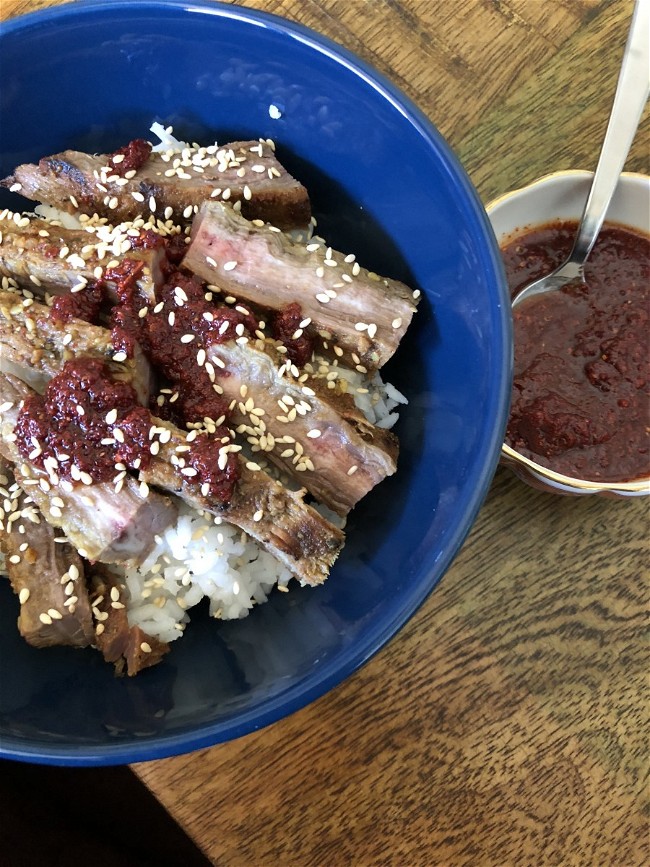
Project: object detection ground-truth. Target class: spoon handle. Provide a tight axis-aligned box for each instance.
[568,0,649,267]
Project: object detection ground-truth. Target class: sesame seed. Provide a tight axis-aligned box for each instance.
[392,317,403,329]
[18,588,30,604]
[180,333,195,343]
[149,196,157,212]
[223,261,237,271]
[306,429,321,438]
[39,613,53,625]
[140,642,152,653]
[105,408,118,425]
[253,509,263,522]
[139,481,150,497]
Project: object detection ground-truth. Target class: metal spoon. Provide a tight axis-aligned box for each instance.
[512,0,649,309]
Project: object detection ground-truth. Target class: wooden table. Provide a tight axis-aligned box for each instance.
[3,1,649,865]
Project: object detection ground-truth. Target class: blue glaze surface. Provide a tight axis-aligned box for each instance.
[0,0,511,765]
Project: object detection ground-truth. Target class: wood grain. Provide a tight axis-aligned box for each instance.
[2,1,649,865]
[133,468,649,867]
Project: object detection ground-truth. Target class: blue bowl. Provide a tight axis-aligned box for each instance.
[0,0,511,765]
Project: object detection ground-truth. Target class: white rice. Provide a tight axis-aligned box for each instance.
[33,203,83,229]
[116,367,405,643]
[149,121,186,153]
[116,505,293,644]
[333,366,408,429]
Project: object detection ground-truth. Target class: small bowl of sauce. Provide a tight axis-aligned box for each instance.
[487,170,650,497]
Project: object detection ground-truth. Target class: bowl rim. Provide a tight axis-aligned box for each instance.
[486,168,650,216]
[0,0,512,765]
[487,170,650,495]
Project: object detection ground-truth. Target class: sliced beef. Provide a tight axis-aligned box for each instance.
[3,139,311,231]
[0,456,94,648]
[89,566,169,676]
[0,374,177,565]
[206,339,398,515]
[0,361,341,584]
[183,202,419,369]
[0,291,153,404]
[0,213,162,304]
[139,416,345,586]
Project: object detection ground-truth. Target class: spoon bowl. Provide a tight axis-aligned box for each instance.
[510,261,583,307]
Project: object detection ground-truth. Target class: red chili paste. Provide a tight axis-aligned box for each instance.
[110,267,250,500]
[109,138,152,176]
[50,284,104,325]
[503,220,650,482]
[272,302,314,367]
[14,357,151,483]
[39,229,253,501]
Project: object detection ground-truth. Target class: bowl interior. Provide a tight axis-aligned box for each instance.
[488,171,650,241]
[0,0,511,764]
